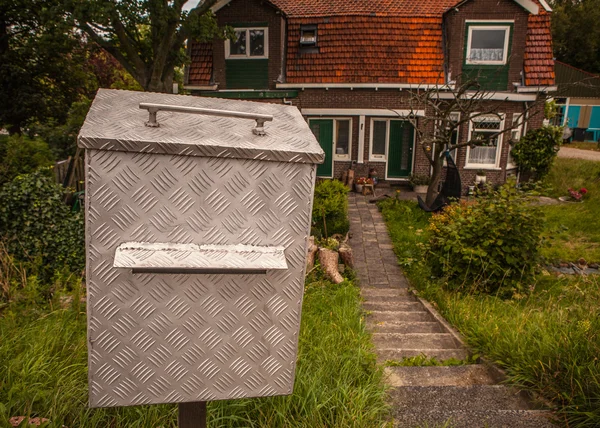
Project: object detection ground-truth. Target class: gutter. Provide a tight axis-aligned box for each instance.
[276,83,456,90]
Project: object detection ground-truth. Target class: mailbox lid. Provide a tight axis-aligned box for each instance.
[78,89,324,165]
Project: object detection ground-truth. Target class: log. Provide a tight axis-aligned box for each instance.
[319,248,344,284]
[306,236,318,272]
[339,244,354,269]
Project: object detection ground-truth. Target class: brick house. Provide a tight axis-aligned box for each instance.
[185,0,555,189]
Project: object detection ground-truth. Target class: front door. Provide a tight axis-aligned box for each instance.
[387,120,414,179]
[309,119,334,178]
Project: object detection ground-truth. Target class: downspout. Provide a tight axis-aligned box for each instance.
[441,13,450,83]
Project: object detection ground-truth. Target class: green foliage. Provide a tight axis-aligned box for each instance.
[312,179,350,238]
[409,174,430,186]
[385,354,477,367]
[428,183,544,295]
[0,135,55,185]
[511,126,562,180]
[545,99,559,120]
[0,272,388,427]
[0,170,84,292]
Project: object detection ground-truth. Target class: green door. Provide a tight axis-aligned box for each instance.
[309,119,334,177]
[387,121,414,178]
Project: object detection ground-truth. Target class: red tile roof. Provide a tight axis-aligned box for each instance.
[269,0,459,17]
[188,42,213,86]
[523,12,555,86]
[286,16,446,84]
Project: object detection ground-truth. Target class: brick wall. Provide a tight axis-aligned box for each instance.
[212,0,283,90]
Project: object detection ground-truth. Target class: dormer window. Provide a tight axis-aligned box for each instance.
[300,25,318,47]
[466,24,511,65]
[225,27,268,59]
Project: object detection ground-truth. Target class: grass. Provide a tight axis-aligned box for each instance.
[567,142,600,152]
[379,198,600,427]
[539,158,600,263]
[0,271,388,427]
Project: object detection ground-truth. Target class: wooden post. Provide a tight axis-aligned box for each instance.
[178,402,207,428]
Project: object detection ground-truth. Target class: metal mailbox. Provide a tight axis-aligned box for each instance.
[78,89,324,408]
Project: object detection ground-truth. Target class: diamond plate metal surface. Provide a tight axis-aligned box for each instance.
[78,89,325,165]
[83,118,318,407]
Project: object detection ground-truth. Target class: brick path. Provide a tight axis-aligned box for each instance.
[347,192,554,427]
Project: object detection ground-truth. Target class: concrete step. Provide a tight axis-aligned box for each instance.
[390,385,531,412]
[360,288,411,298]
[368,321,443,334]
[392,409,555,428]
[385,365,500,387]
[362,294,416,304]
[377,348,470,362]
[368,310,435,323]
[373,333,460,350]
[363,301,423,312]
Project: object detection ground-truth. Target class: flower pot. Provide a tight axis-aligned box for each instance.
[475,174,487,185]
[355,184,364,193]
[413,185,428,193]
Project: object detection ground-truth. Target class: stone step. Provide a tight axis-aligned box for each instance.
[362,294,415,304]
[390,385,531,412]
[360,288,411,298]
[377,348,470,363]
[368,321,443,334]
[384,365,500,387]
[373,333,460,350]
[363,301,423,312]
[368,310,435,323]
[392,409,555,428]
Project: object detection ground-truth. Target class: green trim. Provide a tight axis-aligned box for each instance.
[199,90,299,99]
[231,22,269,28]
[225,59,269,89]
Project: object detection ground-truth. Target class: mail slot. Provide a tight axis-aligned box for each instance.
[78,89,324,408]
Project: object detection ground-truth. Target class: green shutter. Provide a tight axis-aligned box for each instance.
[226,59,269,89]
[387,121,414,178]
[310,119,334,178]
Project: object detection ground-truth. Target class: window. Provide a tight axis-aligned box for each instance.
[225,28,268,59]
[371,120,388,160]
[466,26,510,65]
[335,119,351,160]
[507,113,523,169]
[466,114,504,167]
[300,25,318,46]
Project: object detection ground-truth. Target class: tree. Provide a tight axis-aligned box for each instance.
[551,0,600,74]
[0,0,91,134]
[68,0,224,92]
[406,78,542,206]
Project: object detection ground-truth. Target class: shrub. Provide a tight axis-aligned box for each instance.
[428,183,544,295]
[0,169,84,294]
[0,135,55,185]
[511,126,562,180]
[312,179,349,238]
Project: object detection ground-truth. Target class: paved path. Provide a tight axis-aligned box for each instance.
[559,146,600,161]
[347,192,554,427]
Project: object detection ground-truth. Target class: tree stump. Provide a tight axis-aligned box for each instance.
[306,236,318,272]
[319,248,343,284]
[339,244,354,269]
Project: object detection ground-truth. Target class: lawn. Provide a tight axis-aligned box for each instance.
[567,142,600,152]
[539,158,600,263]
[0,275,387,428]
[378,164,600,427]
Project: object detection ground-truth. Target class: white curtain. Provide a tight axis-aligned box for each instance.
[469,146,497,164]
[469,48,504,62]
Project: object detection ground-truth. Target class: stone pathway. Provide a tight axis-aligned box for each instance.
[348,192,555,428]
[558,146,600,161]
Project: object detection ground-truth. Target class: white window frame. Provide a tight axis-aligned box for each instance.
[506,113,523,169]
[369,119,390,161]
[332,118,353,161]
[225,27,269,59]
[466,24,511,66]
[465,113,505,169]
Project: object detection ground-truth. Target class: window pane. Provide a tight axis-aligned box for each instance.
[249,30,265,56]
[230,30,246,55]
[336,120,350,155]
[469,29,506,62]
[373,121,387,155]
[469,130,498,164]
[301,30,316,43]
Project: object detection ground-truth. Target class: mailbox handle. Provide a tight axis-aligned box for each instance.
[139,102,274,136]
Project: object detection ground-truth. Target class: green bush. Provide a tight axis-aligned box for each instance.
[312,179,349,238]
[428,183,544,295]
[0,169,84,294]
[511,126,562,180]
[0,135,55,185]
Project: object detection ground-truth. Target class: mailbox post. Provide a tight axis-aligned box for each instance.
[78,89,324,420]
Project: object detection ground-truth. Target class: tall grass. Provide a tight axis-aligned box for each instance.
[379,199,600,427]
[0,274,388,427]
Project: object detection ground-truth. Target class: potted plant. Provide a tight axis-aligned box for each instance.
[355,177,368,193]
[409,174,430,193]
[475,169,487,185]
